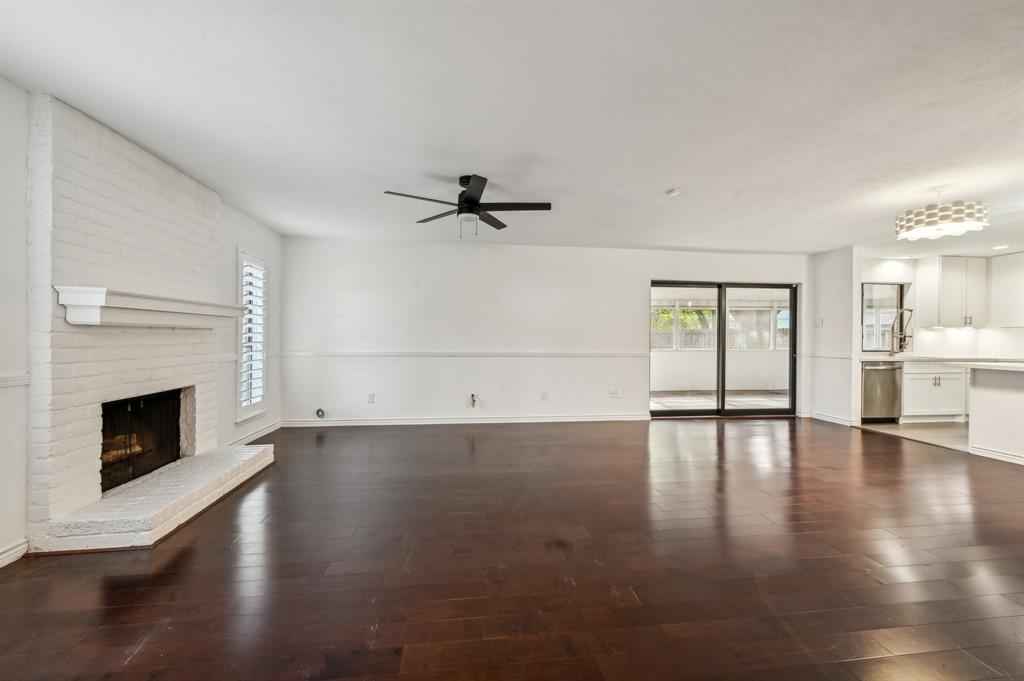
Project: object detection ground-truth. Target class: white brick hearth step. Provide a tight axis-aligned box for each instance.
[37,445,274,552]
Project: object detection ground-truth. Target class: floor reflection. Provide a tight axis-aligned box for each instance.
[0,419,1017,680]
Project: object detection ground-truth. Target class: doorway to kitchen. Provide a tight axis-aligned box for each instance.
[650,281,797,417]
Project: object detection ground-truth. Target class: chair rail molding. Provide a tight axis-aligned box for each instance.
[280,350,649,358]
[54,286,243,329]
[0,373,30,389]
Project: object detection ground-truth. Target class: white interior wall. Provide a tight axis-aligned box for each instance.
[0,76,30,566]
[861,258,916,286]
[649,351,789,392]
[808,246,862,425]
[281,239,809,424]
[977,328,1024,358]
[912,326,1024,358]
[216,205,283,445]
[650,352,716,392]
[913,328,981,357]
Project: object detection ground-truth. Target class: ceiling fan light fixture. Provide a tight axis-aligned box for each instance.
[385,174,550,234]
[458,210,479,238]
[895,200,988,241]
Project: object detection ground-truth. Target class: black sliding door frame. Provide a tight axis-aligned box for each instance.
[650,280,798,418]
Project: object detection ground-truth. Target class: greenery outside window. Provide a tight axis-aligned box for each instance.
[651,301,717,350]
[653,300,790,351]
[650,306,675,349]
[776,308,790,350]
[679,306,717,349]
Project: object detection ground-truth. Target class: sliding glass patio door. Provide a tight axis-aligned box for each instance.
[649,284,720,415]
[723,285,796,414]
[650,282,797,416]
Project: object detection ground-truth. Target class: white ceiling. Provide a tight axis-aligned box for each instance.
[861,221,1024,260]
[1,1,1021,253]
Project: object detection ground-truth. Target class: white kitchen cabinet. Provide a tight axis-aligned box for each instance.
[902,374,937,416]
[914,258,940,329]
[988,252,1024,328]
[938,257,967,327]
[932,372,966,414]
[964,258,988,327]
[902,367,967,417]
[914,256,988,328]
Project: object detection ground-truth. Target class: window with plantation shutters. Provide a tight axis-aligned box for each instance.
[240,257,265,408]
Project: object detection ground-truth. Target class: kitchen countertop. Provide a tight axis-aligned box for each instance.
[943,362,1024,373]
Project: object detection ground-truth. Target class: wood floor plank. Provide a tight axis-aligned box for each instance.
[2,419,1023,679]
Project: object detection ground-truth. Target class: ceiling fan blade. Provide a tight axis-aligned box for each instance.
[463,175,488,204]
[384,191,456,206]
[416,209,457,224]
[478,202,551,212]
[479,211,507,230]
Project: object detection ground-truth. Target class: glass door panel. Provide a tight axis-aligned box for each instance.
[724,286,794,412]
[650,285,719,414]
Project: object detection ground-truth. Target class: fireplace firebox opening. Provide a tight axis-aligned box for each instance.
[101,388,183,492]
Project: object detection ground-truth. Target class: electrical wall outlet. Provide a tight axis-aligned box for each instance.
[367,392,375,404]
[609,388,622,399]
[540,391,549,401]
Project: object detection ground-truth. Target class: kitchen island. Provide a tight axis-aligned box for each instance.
[947,362,1024,465]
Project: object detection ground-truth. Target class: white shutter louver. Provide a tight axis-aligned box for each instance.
[240,259,265,407]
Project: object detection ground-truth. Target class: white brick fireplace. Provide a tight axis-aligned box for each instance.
[26,96,273,552]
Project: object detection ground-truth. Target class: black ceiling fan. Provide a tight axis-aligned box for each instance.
[385,174,551,232]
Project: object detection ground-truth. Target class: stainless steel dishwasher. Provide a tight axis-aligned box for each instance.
[861,361,902,422]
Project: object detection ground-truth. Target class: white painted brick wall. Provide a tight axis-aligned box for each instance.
[26,99,228,546]
[27,95,56,528]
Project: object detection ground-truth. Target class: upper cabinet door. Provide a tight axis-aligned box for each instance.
[989,252,1024,328]
[914,256,991,329]
[938,257,967,327]
[914,257,940,328]
[964,257,988,328]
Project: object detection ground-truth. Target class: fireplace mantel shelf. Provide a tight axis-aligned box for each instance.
[54,286,243,328]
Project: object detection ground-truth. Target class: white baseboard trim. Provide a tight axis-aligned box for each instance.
[969,445,1024,466]
[0,539,28,568]
[810,412,855,427]
[899,415,968,424]
[230,420,281,445]
[283,413,652,427]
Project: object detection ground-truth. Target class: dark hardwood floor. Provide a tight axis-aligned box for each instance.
[2,419,1024,680]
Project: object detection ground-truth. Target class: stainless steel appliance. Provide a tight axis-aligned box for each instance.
[862,361,902,421]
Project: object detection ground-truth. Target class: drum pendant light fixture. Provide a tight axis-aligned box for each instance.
[895,187,988,241]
